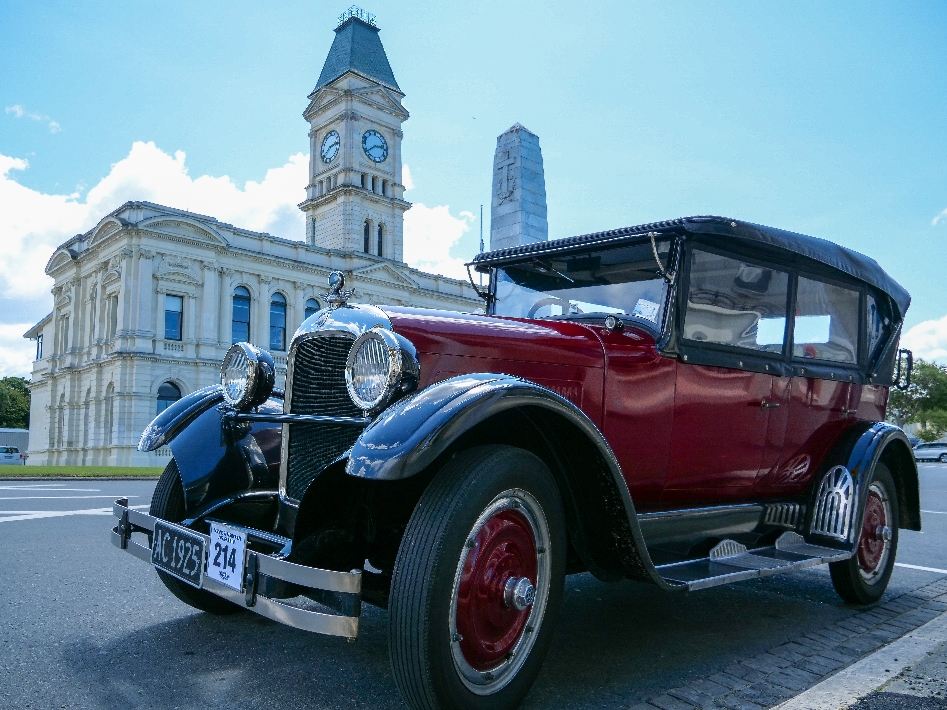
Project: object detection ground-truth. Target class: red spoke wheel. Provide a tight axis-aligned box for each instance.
[830,463,899,605]
[389,446,565,710]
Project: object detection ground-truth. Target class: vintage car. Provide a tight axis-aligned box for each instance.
[112,215,918,710]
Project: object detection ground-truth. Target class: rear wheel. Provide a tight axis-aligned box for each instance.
[389,446,566,710]
[939,453,947,463]
[829,463,899,605]
[150,460,243,614]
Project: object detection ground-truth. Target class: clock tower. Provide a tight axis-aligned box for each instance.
[299,7,410,261]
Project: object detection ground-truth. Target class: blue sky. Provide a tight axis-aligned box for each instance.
[2,0,946,372]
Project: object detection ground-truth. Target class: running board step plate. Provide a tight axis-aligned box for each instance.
[655,532,851,591]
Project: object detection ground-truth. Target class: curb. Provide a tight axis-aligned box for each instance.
[773,609,947,709]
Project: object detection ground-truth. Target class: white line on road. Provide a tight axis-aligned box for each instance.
[0,487,100,492]
[0,504,148,523]
[921,509,947,515]
[895,562,947,575]
[0,495,134,500]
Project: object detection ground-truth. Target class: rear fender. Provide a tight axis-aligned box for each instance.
[806,421,920,550]
[345,374,683,590]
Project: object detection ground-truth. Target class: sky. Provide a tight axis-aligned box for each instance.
[1,0,946,376]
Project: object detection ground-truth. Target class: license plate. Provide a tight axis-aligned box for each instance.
[152,521,205,588]
[207,522,247,591]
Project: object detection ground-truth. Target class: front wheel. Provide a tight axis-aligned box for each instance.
[150,460,243,615]
[389,446,566,710]
[829,463,899,605]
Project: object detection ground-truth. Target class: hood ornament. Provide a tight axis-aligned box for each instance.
[321,271,356,309]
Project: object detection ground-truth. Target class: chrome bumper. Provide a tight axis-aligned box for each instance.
[110,498,362,639]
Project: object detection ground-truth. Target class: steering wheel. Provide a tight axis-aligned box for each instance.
[527,297,581,319]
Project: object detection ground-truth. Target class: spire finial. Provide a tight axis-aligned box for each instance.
[337,6,376,29]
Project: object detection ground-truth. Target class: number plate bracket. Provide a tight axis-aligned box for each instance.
[244,552,258,607]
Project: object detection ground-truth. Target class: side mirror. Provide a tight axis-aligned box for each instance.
[895,348,913,390]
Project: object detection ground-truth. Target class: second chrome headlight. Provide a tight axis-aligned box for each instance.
[345,327,419,413]
[220,342,275,409]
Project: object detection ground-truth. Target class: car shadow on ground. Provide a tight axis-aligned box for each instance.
[62,567,896,710]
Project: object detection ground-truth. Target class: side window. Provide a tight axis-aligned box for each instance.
[232,287,251,344]
[270,292,287,351]
[793,277,859,363]
[164,295,183,341]
[866,292,888,360]
[684,249,789,353]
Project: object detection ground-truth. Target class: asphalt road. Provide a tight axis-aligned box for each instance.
[1,464,946,710]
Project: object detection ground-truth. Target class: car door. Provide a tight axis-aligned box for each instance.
[756,274,861,496]
[664,247,791,502]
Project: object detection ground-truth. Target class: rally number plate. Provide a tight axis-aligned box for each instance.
[207,522,247,591]
[152,521,205,588]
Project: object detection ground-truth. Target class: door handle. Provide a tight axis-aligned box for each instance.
[840,408,857,415]
[760,400,780,409]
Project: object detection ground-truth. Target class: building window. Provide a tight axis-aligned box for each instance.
[35,334,43,360]
[60,315,70,353]
[305,298,320,320]
[106,294,118,340]
[364,221,371,253]
[371,176,378,193]
[104,384,114,446]
[360,173,366,188]
[156,381,182,415]
[270,292,287,351]
[377,224,384,258]
[164,294,184,341]
[232,286,251,344]
[89,292,96,341]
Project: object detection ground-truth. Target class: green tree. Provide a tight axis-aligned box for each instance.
[887,360,947,440]
[0,377,30,429]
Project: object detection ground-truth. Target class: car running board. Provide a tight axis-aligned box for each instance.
[654,532,852,591]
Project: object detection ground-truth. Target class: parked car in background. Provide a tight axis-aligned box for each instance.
[0,446,26,464]
[113,216,919,710]
[913,442,947,463]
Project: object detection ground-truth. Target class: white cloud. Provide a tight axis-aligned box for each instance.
[933,209,947,227]
[403,204,474,281]
[0,324,37,378]
[402,164,414,191]
[6,104,62,133]
[902,314,947,364]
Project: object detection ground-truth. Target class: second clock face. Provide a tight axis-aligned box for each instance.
[362,130,388,163]
[321,131,340,163]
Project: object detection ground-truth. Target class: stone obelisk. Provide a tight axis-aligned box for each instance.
[490,124,548,251]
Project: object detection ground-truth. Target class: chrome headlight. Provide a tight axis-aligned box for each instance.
[220,342,276,409]
[345,327,419,413]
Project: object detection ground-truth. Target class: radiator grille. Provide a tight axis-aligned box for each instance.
[285,334,362,500]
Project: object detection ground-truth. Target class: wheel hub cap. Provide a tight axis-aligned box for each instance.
[857,490,888,574]
[455,508,537,671]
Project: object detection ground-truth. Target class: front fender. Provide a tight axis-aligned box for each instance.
[345,373,684,590]
[138,385,223,451]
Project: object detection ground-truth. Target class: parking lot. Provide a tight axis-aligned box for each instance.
[2,463,946,710]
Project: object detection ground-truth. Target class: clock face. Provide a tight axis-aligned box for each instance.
[362,130,388,163]
[320,131,340,163]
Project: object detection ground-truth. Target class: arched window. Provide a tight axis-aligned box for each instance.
[232,286,251,344]
[363,221,371,253]
[377,224,384,258]
[305,298,320,320]
[156,381,182,415]
[270,292,287,351]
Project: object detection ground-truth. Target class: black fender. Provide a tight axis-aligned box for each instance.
[345,373,684,590]
[139,385,284,511]
[807,421,920,550]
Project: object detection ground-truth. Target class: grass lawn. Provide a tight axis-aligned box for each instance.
[0,465,163,477]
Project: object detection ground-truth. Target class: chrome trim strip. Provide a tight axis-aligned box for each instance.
[235,412,371,426]
[110,500,362,638]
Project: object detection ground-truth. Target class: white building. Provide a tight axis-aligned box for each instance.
[22,9,481,467]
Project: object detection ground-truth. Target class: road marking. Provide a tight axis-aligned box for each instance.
[0,486,100,492]
[895,562,947,575]
[0,495,133,500]
[0,504,148,523]
[921,509,947,515]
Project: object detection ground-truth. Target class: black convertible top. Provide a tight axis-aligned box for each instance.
[471,216,911,320]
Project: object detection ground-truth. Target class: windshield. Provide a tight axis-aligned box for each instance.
[492,240,671,326]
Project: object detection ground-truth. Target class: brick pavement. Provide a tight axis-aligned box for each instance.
[629,578,947,710]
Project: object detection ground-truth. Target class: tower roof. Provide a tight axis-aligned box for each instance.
[313,13,400,93]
